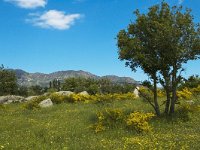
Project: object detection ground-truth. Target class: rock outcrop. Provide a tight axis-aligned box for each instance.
[0,95,26,104]
[55,91,74,96]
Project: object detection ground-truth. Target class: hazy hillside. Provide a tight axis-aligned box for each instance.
[12,69,138,87]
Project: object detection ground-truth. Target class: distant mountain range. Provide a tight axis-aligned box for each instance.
[12,69,139,87]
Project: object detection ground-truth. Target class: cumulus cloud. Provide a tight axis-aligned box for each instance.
[27,10,82,30]
[5,0,47,9]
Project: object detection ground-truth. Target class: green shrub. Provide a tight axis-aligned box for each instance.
[92,108,124,133]
[94,93,136,103]
[176,103,200,121]
[50,93,65,104]
[190,85,200,96]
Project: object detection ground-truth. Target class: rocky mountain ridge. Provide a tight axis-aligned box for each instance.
[12,69,139,87]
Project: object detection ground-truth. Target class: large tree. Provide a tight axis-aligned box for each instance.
[117,2,200,116]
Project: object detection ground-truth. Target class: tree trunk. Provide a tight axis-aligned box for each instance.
[164,87,171,114]
[153,76,160,116]
[170,67,177,115]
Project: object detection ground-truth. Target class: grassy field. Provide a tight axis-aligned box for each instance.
[0,99,200,150]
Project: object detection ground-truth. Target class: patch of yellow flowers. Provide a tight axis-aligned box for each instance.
[50,92,136,104]
[177,88,193,100]
[93,109,155,133]
[126,112,155,132]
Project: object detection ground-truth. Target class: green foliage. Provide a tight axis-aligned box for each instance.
[142,80,153,89]
[17,86,28,97]
[179,75,200,90]
[93,108,124,133]
[0,67,18,96]
[28,85,46,96]
[49,79,61,91]
[47,88,58,93]
[94,93,136,104]
[190,85,200,96]
[61,77,135,95]
[49,93,65,104]
[117,2,200,115]
[175,103,200,122]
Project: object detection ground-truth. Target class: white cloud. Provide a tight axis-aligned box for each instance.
[5,0,47,9]
[178,0,184,4]
[27,10,82,30]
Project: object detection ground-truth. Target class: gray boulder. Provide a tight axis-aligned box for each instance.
[0,95,26,104]
[39,98,53,108]
[55,91,74,96]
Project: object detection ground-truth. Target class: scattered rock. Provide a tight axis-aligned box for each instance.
[38,98,53,108]
[0,95,26,104]
[133,87,140,98]
[56,91,74,96]
[25,96,38,102]
[79,91,89,96]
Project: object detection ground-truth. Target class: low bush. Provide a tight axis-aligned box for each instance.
[92,108,124,133]
[50,93,65,104]
[190,85,200,96]
[94,93,136,103]
[175,103,200,121]
[177,88,192,100]
[126,112,155,133]
[50,92,136,104]
[23,93,136,110]
[92,108,155,133]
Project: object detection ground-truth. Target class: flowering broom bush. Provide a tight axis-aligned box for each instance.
[126,112,155,132]
[92,108,124,133]
[23,93,136,109]
[177,88,192,100]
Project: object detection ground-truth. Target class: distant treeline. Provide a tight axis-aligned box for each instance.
[1,65,199,97]
[0,66,137,96]
[49,77,136,95]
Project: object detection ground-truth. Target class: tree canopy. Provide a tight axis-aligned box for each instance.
[0,65,18,96]
[117,2,200,116]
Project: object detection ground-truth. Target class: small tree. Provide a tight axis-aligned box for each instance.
[0,66,18,96]
[117,2,200,116]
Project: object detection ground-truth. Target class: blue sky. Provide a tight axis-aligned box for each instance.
[0,0,200,82]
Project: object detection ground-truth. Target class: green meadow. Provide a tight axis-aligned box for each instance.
[1,98,200,150]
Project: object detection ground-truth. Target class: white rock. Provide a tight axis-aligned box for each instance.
[39,98,53,108]
[133,87,140,98]
[0,95,25,104]
[79,91,89,96]
[55,91,74,96]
